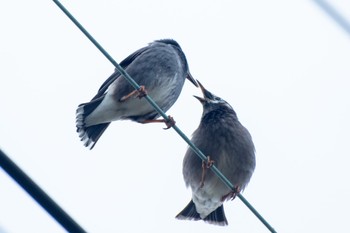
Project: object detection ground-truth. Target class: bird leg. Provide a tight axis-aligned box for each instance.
[200,156,214,188]
[221,186,241,201]
[120,86,147,102]
[141,116,176,129]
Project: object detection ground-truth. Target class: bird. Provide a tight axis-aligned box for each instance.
[176,81,256,226]
[76,39,198,149]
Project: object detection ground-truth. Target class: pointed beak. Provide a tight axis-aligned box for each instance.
[193,80,214,103]
[186,72,198,87]
[198,80,214,99]
[193,95,205,103]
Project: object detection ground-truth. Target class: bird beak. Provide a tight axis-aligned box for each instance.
[186,72,199,87]
[193,80,214,103]
[193,95,205,103]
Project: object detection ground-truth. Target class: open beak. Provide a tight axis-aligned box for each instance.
[193,80,214,103]
[186,72,199,87]
[193,95,205,103]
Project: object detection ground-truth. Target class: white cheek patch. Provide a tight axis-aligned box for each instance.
[210,99,223,104]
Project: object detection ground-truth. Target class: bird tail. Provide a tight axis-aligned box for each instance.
[76,97,110,149]
[203,204,228,226]
[176,200,228,226]
[176,200,201,221]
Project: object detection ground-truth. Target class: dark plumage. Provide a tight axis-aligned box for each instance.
[76,39,198,149]
[176,81,256,226]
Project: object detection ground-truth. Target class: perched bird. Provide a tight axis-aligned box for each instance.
[176,81,256,226]
[76,39,198,149]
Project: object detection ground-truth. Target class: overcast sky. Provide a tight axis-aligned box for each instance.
[1,1,350,232]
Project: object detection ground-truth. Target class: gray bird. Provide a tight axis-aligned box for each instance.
[76,39,198,149]
[176,81,256,226]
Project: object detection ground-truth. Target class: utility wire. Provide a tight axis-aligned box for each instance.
[0,149,87,233]
[53,1,277,232]
[313,0,350,35]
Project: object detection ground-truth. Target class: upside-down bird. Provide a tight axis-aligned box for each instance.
[76,39,198,149]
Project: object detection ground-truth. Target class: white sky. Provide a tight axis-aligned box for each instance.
[1,0,350,232]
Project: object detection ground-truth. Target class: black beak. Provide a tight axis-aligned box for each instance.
[186,72,199,87]
[193,80,214,103]
[198,80,214,99]
[193,95,205,103]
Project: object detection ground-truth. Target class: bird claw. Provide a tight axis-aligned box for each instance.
[141,115,176,129]
[200,156,214,188]
[221,186,241,201]
[136,86,147,99]
[163,116,176,130]
[120,86,148,102]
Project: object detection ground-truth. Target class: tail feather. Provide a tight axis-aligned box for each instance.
[76,96,110,149]
[78,123,110,149]
[176,200,201,221]
[176,200,228,226]
[203,204,228,226]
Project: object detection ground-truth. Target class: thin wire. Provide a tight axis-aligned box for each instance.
[0,149,87,233]
[313,0,350,35]
[52,0,170,123]
[52,1,277,232]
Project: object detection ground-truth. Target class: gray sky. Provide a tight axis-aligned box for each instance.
[1,0,350,232]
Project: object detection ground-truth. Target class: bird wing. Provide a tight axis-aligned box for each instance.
[91,46,150,101]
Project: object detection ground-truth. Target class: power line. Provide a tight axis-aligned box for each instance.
[0,149,87,233]
[313,0,350,35]
[53,1,276,232]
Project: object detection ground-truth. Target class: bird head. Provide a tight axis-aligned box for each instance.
[155,39,198,87]
[193,80,235,116]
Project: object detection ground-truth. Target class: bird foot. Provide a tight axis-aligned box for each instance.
[163,116,176,129]
[200,156,214,188]
[120,86,147,102]
[141,115,176,129]
[221,186,241,201]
